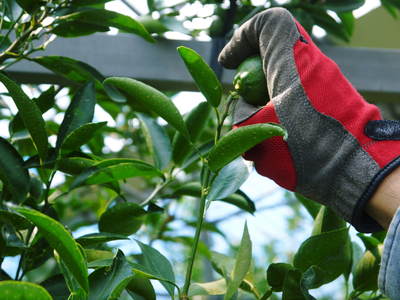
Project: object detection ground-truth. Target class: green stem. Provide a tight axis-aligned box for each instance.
[181,166,211,298]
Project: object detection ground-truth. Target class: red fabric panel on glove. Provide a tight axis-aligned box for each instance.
[293,21,399,168]
[234,102,297,190]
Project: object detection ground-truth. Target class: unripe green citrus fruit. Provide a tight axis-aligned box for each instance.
[233,56,269,106]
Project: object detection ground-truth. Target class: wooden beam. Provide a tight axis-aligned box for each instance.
[8,33,400,102]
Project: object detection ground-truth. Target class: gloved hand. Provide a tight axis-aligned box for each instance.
[218,7,400,233]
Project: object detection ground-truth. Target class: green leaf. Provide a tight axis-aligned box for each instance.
[0,281,52,300]
[22,237,52,273]
[55,254,87,300]
[85,249,115,263]
[172,101,212,166]
[324,0,365,12]
[10,86,56,135]
[60,122,107,154]
[32,56,103,84]
[208,123,286,171]
[56,82,96,151]
[99,202,146,235]
[177,46,222,107]
[338,11,355,36]
[135,240,175,297]
[15,207,89,293]
[224,222,252,299]
[293,227,352,284]
[137,113,172,170]
[15,0,42,13]
[208,157,249,202]
[311,206,346,236]
[104,77,189,139]
[54,9,155,42]
[0,137,30,203]
[70,159,162,189]
[381,0,398,18]
[352,247,382,292]
[137,15,168,34]
[126,274,156,300]
[267,263,294,292]
[76,232,129,247]
[0,72,48,161]
[0,209,31,229]
[41,274,70,300]
[58,157,96,175]
[295,193,320,219]
[89,250,134,300]
[282,269,315,300]
[189,278,227,296]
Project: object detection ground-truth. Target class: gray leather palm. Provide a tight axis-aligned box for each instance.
[220,8,380,224]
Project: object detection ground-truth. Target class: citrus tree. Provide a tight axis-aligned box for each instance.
[0,0,397,299]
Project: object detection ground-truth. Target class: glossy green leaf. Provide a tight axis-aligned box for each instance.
[126,273,156,300]
[55,254,87,300]
[267,263,294,292]
[10,86,56,134]
[70,159,162,189]
[76,232,129,247]
[137,15,168,34]
[54,9,154,42]
[15,207,89,292]
[89,250,134,300]
[99,202,146,235]
[311,206,346,236]
[15,0,42,13]
[293,227,352,284]
[0,281,52,300]
[136,240,175,297]
[225,222,252,299]
[208,157,249,201]
[189,278,227,296]
[0,72,48,161]
[324,0,365,12]
[137,113,172,170]
[52,21,109,37]
[381,0,398,18]
[208,123,286,171]
[0,137,30,203]
[57,157,96,175]
[172,101,212,166]
[56,82,96,151]
[338,11,355,36]
[85,249,114,263]
[61,122,107,154]
[282,269,314,300]
[104,77,189,139]
[177,46,222,107]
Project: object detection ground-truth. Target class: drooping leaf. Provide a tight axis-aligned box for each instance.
[60,122,107,154]
[208,123,286,171]
[208,157,249,201]
[76,232,129,247]
[0,72,48,161]
[56,82,96,151]
[89,250,134,300]
[53,9,155,42]
[293,227,352,284]
[104,77,189,139]
[189,279,227,296]
[172,101,212,166]
[16,207,89,292]
[99,202,146,235]
[177,46,222,107]
[0,137,30,203]
[137,113,172,170]
[70,159,163,189]
[0,281,52,300]
[224,222,252,299]
[135,240,175,297]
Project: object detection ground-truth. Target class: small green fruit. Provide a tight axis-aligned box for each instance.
[233,56,269,106]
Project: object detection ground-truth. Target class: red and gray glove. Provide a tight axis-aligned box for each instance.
[219,7,400,232]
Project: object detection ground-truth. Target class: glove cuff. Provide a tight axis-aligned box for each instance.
[352,156,400,232]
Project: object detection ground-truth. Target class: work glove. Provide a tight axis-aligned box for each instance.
[218,7,400,233]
